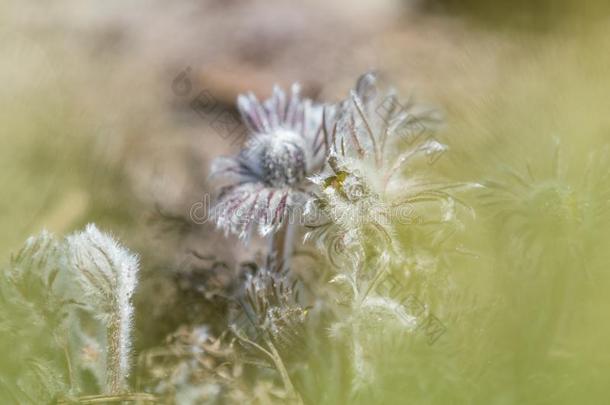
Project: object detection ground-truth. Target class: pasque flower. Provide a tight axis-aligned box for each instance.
[306,72,472,262]
[229,261,308,402]
[232,264,308,360]
[211,84,332,240]
[66,224,139,394]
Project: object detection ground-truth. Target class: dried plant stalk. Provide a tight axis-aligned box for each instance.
[56,392,157,404]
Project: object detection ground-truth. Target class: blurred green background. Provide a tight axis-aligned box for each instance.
[2,0,610,403]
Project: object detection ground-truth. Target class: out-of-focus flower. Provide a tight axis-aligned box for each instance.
[480,143,610,268]
[211,84,332,240]
[4,230,68,327]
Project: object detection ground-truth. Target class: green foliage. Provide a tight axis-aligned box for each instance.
[0,232,71,403]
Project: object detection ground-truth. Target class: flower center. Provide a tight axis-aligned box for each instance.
[323,170,372,202]
[257,130,307,188]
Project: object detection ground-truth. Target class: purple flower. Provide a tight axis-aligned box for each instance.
[211,84,332,240]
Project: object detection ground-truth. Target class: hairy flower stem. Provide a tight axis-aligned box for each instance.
[105,316,124,394]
